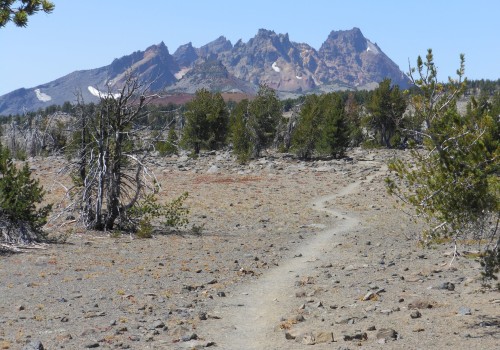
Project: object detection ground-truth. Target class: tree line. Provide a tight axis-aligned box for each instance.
[0,57,498,284]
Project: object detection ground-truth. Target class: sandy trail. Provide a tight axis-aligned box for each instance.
[202,165,383,349]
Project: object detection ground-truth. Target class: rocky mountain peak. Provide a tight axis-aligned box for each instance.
[198,36,233,58]
[251,29,291,49]
[173,42,198,68]
[320,27,367,56]
[0,28,411,115]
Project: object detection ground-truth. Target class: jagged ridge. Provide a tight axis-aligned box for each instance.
[0,28,410,115]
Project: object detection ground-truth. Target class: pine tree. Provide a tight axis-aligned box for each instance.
[291,94,320,159]
[0,142,51,243]
[230,99,252,163]
[247,85,282,157]
[182,89,229,154]
[316,93,350,158]
[291,93,350,159]
[365,78,407,148]
[386,50,499,283]
[0,0,55,27]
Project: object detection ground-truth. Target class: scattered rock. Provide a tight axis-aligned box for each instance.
[376,328,398,341]
[314,331,334,343]
[22,340,44,350]
[207,165,219,174]
[438,282,455,291]
[343,332,367,341]
[410,310,422,319]
[458,306,472,316]
[150,320,166,329]
[301,333,316,345]
[181,333,198,342]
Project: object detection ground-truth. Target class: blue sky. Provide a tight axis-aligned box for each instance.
[1,0,499,96]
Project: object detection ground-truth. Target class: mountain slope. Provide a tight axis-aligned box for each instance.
[0,42,179,115]
[0,28,410,115]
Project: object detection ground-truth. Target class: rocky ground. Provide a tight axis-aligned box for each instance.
[0,148,498,350]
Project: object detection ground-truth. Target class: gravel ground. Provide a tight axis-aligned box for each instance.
[0,148,498,350]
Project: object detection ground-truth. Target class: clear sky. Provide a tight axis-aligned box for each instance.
[1,0,499,96]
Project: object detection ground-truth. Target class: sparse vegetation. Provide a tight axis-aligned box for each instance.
[0,142,51,243]
[63,75,189,234]
[386,50,499,284]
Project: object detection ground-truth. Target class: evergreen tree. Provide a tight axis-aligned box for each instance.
[182,89,228,154]
[291,93,350,159]
[230,99,252,163]
[0,0,54,27]
[365,78,407,148]
[0,142,51,243]
[386,50,499,283]
[247,85,282,157]
[291,94,321,159]
[316,93,350,158]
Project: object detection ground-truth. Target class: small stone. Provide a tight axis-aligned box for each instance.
[438,282,455,291]
[60,316,69,322]
[84,342,99,348]
[22,340,44,350]
[376,328,398,341]
[151,320,165,329]
[198,311,207,320]
[181,333,198,342]
[314,331,334,343]
[344,332,367,341]
[206,165,219,174]
[367,325,376,331]
[362,291,376,301]
[410,310,422,319]
[285,331,295,340]
[301,333,315,345]
[128,335,140,341]
[458,306,472,316]
[217,291,226,297]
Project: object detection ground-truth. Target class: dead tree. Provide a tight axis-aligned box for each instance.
[66,75,162,231]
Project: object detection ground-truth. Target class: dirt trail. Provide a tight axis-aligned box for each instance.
[201,165,384,349]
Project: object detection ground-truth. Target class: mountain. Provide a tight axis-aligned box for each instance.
[0,28,410,115]
[0,42,179,115]
[317,28,408,89]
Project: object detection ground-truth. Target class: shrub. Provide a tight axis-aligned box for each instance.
[0,143,51,243]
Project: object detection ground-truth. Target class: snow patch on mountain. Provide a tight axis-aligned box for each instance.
[271,62,281,72]
[88,86,121,99]
[175,67,191,80]
[34,89,52,102]
[366,40,380,54]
